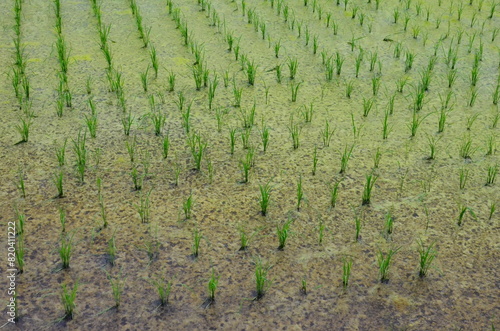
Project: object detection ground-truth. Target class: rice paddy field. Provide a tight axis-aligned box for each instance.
[1,0,500,329]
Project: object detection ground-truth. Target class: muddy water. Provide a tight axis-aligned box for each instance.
[0,0,499,329]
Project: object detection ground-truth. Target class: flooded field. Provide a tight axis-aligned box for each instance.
[1,0,499,329]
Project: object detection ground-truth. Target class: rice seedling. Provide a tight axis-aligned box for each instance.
[377,246,400,283]
[15,116,32,144]
[72,131,87,183]
[53,169,64,198]
[489,202,496,220]
[106,231,117,265]
[373,148,382,169]
[393,42,403,58]
[151,276,173,306]
[372,76,381,96]
[141,67,149,92]
[287,117,301,149]
[206,268,219,304]
[319,120,335,147]
[486,164,499,186]
[489,1,497,19]
[192,64,203,91]
[240,149,253,183]
[130,165,144,191]
[325,179,341,209]
[254,257,271,300]
[125,136,136,163]
[362,97,374,117]
[344,80,355,98]
[13,206,25,237]
[369,51,378,71]
[486,135,496,156]
[301,103,314,123]
[63,88,73,108]
[187,132,208,171]
[492,27,499,42]
[58,207,67,233]
[191,227,202,258]
[149,45,159,78]
[60,280,79,320]
[260,21,267,40]
[465,113,479,131]
[183,193,193,220]
[233,43,241,61]
[246,60,257,86]
[233,83,242,107]
[59,232,75,269]
[417,239,436,277]
[310,35,319,55]
[349,212,361,242]
[136,188,152,223]
[392,8,400,24]
[180,101,192,134]
[340,144,354,174]
[457,203,476,226]
[84,112,98,139]
[296,175,304,210]
[493,83,499,105]
[387,94,396,115]
[10,66,21,99]
[412,25,421,39]
[470,56,480,86]
[459,167,469,190]
[405,51,415,72]
[207,75,218,110]
[420,68,432,91]
[288,58,298,79]
[228,128,237,155]
[362,173,378,205]
[353,50,364,78]
[459,134,475,159]
[381,210,394,237]
[408,111,429,137]
[334,52,344,76]
[332,20,339,35]
[275,63,282,83]
[312,146,319,175]
[380,108,392,139]
[259,181,272,216]
[150,109,166,137]
[300,277,307,295]
[338,256,353,290]
[260,123,270,152]
[102,271,126,312]
[15,234,24,274]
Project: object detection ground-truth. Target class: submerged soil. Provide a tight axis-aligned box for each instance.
[1,0,499,329]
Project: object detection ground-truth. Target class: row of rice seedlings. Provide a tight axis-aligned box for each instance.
[129,0,151,47]
[11,0,34,141]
